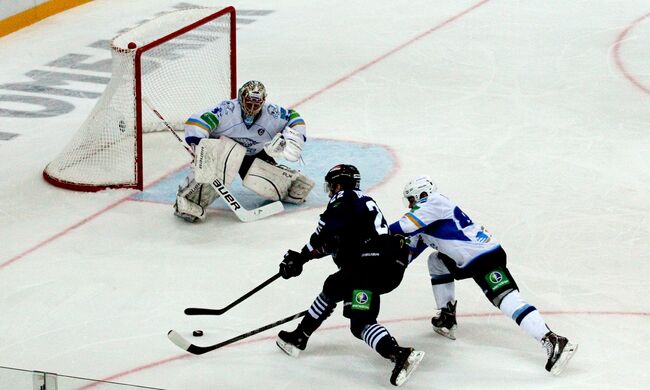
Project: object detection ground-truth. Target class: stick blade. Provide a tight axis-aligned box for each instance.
[238,200,284,222]
[168,330,212,355]
[168,330,192,351]
[184,307,225,316]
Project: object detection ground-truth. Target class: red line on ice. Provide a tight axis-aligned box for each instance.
[0,0,490,270]
[93,310,648,387]
[290,0,492,108]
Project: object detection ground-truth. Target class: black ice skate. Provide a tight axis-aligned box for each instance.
[542,331,578,375]
[276,325,309,358]
[390,347,425,386]
[431,300,457,340]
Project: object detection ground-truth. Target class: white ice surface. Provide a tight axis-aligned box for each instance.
[1,1,649,389]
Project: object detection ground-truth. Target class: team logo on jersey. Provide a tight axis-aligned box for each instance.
[266,104,279,118]
[485,267,510,291]
[476,226,492,243]
[351,289,372,311]
[230,137,256,148]
[222,101,235,113]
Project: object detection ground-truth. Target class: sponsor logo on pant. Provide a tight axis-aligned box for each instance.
[485,267,510,291]
[351,289,372,311]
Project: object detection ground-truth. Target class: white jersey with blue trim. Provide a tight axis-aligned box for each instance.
[390,193,501,269]
[183,99,306,155]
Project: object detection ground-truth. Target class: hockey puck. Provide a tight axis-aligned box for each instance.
[193,330,204,337]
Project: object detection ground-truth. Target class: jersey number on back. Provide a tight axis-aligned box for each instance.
[366,200,389,234]
[453,206,473,228]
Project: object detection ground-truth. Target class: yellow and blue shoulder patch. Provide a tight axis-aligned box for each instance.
[184,118,211,133]
[405,212,426,229]
[288,110,305,127]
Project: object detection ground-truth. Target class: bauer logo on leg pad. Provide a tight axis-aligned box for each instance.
[485,267,511,291]
[351,289,372,311]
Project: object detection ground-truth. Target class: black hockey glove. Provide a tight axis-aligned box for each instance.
[279,250,308,279]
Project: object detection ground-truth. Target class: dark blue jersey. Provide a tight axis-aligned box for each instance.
[304,189,389,268]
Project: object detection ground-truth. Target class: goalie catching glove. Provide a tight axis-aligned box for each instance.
[264,127,304,162]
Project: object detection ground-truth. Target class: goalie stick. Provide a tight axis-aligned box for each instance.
[185,273,281,316]
[143,97,284,222]
[168,310,308,355]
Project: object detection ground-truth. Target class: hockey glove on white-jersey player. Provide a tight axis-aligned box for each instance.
[264,127,304,162]
[279,249,309,279]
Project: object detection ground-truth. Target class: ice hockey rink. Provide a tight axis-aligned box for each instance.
[1,0,649,388]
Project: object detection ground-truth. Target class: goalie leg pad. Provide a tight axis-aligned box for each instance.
[242,159,293,201]
[193,137,245,184]
[174,197,205,222]
[243,160,315,203]
[174,175,219,222]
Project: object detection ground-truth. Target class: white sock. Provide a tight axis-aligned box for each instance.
[499,291,548,342]
[432,282,455,309]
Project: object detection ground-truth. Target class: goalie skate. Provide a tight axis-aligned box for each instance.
[542,331,578,375]
[390,347,425,387]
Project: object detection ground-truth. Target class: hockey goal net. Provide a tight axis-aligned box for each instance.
[43,6,236,191]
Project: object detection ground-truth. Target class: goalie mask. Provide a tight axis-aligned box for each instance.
[324,164,361,196]
[403,175,437,207]
[238,80,266,126]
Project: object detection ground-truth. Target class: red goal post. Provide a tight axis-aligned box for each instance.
[43,6,236,191]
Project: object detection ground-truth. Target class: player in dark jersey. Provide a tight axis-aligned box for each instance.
[275,164,424,387]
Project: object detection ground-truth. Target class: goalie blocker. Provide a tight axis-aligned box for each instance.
[175,137,315,222]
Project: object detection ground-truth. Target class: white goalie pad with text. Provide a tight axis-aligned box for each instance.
[193,137,245,185]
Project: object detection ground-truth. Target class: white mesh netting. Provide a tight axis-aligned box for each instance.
[43,7,234,191]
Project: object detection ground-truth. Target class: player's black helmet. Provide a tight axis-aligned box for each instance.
[324,164,361,196]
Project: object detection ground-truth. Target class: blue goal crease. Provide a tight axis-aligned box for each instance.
[131,139,396,211]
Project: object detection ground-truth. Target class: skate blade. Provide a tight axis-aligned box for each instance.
[550,342,578,375]
[434,325,456,340]
[394,351,425,386]
[276,338,300,358]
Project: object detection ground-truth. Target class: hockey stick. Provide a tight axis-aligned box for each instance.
[168,310,308,355]
[143,97,284,222]
[184,273,282,316]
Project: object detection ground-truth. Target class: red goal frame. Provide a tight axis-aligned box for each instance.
[43,6,237,192]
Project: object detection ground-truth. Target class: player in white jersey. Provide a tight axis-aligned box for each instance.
[389,176,577,375]
[174,80,315,222]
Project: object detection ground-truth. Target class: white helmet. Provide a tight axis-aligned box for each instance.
[403,175,437,204]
